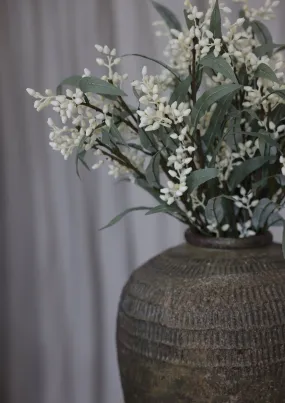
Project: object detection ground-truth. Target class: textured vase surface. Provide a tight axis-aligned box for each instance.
[117,232,285,403]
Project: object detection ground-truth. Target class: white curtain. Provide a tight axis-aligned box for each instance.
[0,1,284,403]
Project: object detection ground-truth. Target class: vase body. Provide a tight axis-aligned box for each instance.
[117,234,285,403]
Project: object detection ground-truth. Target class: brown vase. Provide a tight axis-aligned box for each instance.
[116,231,285,403]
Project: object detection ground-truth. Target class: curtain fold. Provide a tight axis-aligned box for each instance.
[0,1,283,403]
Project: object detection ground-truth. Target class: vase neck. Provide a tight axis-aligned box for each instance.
[185,230,273,250]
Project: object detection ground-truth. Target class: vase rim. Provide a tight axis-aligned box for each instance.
[185,229,273,250]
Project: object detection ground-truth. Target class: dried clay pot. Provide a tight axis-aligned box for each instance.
[117,231,285,403]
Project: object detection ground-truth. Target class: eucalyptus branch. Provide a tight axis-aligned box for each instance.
[76,98,138,132]
[96,140,144,178]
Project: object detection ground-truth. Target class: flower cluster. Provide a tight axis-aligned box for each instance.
[26,0,285,240]
[233,187,259,217]
[132,67,191,131]
[160,127,195,205]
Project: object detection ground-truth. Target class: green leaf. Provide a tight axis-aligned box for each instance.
[184,9,194,30]
[152,1,182,32]
[210,0,222,38]
[228,156,273,191]
[237,64,248,86]
[205,197,224,224]
[78,152,90,172]
[100,207,151,230]
[169,75,192,104]
[242,131,279,148]
[126,143,146,152]
[253,174,285,190]
[57,75,82,95]
[267,212,284,228]
[275,45,285,54]
[282,222,285,259]
[75,150,90,179]
[122,54,180,80]
[242,109,259,123]
[145,152,161,188]
[191,84,242,129]
[187,168,218,194]
[252,198,276,231]
[203,66,215,80]
[203,93,236,149]
[251,20,273,46]
[259,137,266,156]
[156,127,178,152]
[109,123,128,147]
[252,177,268,190]
[139,128,157,152]
[75,136,87,178]
[132,87,141,100]
[145,204,175,216]
[79,76,126,97]
[271,104,285,125]
[101,128,114,148]
[254,43,283,58]
[239,10,250,30]
[275,174,285,186]
[254,63,280,84]
[196,68,204,92]
[199,54,237,83]
[266,89,285,101]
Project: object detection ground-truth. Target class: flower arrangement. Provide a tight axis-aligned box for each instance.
[27,0,285,251]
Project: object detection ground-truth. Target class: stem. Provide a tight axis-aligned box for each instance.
[96,140,144,178]
[191,46,205,168]
[119,97,137,126]
[71,97,138,132]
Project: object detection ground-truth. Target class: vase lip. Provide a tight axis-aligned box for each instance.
[185,229,273,250]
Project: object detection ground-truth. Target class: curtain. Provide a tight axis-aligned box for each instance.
[0,1,284,403]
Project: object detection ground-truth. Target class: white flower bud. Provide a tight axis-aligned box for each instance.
[187,146,196,154]
[236,18,245,26]
[92,160,104,170]
[142,66,148,76]
[56,95,66,103]
[184,167,192,175]
[47,118,54,127]
[26,88,36,96]
[96,58,105,66]
[269,121,276,131]
[222,224,230,232]
[103,45,110,54]
[222,7,232,13]
[167,197,175,205]
[95,44,103,52]
[66,89,73,98]
[45,89,53,96]
[169,170,177,177]
[152,122,160,131]
[83,68,91,77]
[113,58,121,65]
